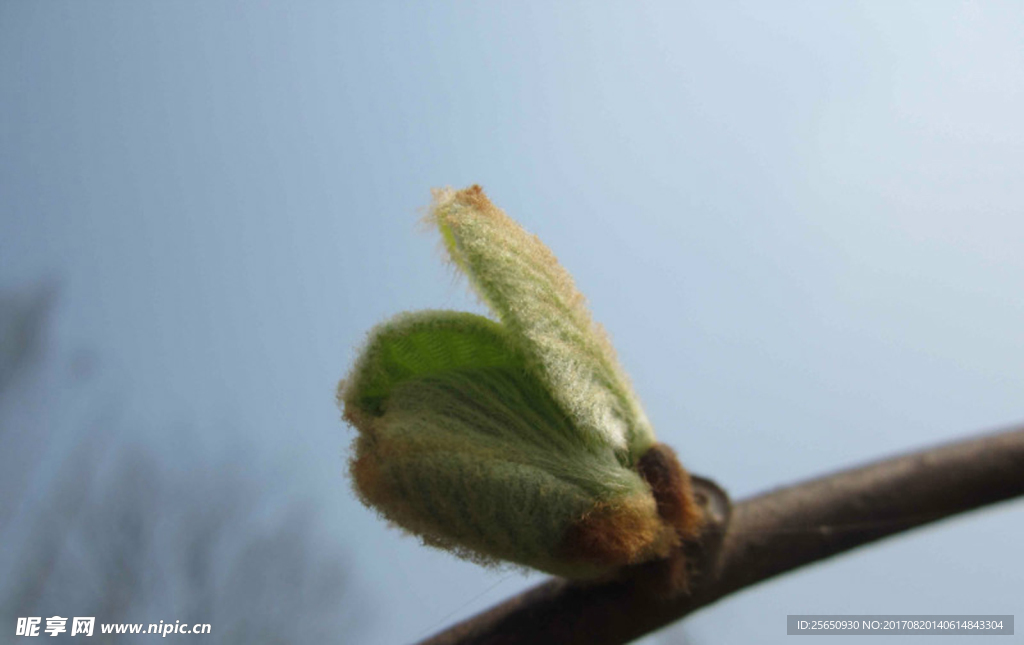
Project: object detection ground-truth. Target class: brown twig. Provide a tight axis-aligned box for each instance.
[418,425,1024,645]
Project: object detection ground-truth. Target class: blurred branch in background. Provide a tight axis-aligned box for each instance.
[0,283,365,642]
[0,281,56,400]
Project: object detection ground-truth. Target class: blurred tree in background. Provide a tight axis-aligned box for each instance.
[0,283,364,642]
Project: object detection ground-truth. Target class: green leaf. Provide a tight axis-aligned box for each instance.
[343,311,519,418]
[429,186,655,464]
[341,310,665,577]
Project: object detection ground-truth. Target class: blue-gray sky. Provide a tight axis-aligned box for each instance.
[2,2,1022,643]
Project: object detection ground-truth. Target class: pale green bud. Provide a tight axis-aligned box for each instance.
[340,186,700,579]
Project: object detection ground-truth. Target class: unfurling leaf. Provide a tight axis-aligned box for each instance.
[339,186,701,581]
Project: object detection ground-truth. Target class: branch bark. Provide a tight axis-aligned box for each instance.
[419,425,1024,645]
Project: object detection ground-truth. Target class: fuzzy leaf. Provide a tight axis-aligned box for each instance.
[340,310,669,577]
[429,186,655,463]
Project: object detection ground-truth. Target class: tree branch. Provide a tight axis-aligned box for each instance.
[419,425,1024,645]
